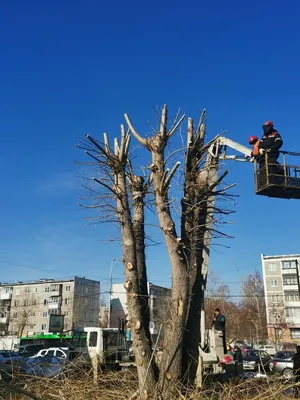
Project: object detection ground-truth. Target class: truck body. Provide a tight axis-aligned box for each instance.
[68,327,133,369]
[0,336,20,351]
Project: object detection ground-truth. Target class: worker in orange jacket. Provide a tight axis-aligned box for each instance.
[248,135,263,164]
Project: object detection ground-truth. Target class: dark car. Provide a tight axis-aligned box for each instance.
[18,344,44,357]
[0,351,23,364]
[0,355,65,382]
[243,349,271,372]
[273,351,295,360]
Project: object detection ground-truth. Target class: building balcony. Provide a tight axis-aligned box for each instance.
[286,316,300,326]
[285,300,300,307]
[0,293,12,300]
[48,302,61,310]
[49,290,61,296]
[283,284,299,290]
[281,268,297,274]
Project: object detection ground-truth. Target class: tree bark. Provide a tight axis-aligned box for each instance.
[129,174,153,350]
[146,114,189,398]
[115,170,157,398]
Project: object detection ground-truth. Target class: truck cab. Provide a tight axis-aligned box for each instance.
[68,327,133,368]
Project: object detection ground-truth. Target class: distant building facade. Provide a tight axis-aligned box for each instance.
[0,277,100,337]
[262,254,300,346]
[110,282,171,339]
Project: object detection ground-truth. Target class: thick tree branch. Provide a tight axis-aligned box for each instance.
[124,113,148,147]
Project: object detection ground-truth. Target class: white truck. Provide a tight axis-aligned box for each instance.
[68,327,134,370]
[0,336,20,351]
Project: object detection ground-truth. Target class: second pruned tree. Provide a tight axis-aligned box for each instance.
[77,105,235,399]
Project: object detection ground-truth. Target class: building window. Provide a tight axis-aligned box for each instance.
[285,292,299,301]
[34,287,38,292]
[50,284,60,292]
[51,296,60,303]
[14,300,19,307]
[44,299,48,306]
[49,309,58,315]
[13,313,17,318]
[42,312,48,318]
[64,298,69,305]
[66,286,71,292]
[41,324,47,331]
[286,308,300,318]
[24,300,28,306]
[283,275,298,285]
[270,279,278,287]
[275,328,283,339]
[32,300,36,305]
[45,287,50,292]
[64,311,69,316]
[268,263,276,272]
[291,329,300,339]
[85,287,89,293]
[282,260,297,269]
[89,332,98,347]
[271,294,279,303]
[32,312,36,317]
[24,287,31,294]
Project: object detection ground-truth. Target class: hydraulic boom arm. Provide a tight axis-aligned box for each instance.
[209,136,252,161]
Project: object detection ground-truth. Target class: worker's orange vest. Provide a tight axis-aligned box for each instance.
[252,140,261,157]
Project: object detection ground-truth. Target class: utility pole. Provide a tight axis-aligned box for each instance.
[108,258,115,328]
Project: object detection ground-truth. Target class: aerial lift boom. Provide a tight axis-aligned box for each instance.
[198,136,300,384]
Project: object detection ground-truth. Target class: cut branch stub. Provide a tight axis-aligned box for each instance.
[124,280,132,290]
[135,320,141,332]
[160,104,168,138]
[127,262,134,271]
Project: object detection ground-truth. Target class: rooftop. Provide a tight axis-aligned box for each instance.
[261,254,300,260]
[0,276,100,286]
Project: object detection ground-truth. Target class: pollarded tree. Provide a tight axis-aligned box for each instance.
[77,106,234,398]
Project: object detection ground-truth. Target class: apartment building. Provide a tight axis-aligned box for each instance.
[0,286,13,333]
[110,282,171,339]
[0,277,100,337]
[262,254,300,345]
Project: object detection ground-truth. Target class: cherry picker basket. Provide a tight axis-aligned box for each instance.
[255,151,300,199]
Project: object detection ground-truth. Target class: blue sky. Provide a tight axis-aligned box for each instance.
[1,0,300,299]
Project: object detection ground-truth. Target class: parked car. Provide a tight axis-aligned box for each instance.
[273,351,295,360]
[18,344,44,357]
[30,347,68,359]
[258,345,277,356]
[0,351,23,364]
[243,349,271,372]
[269,353,295,378]
[0,354,65,382]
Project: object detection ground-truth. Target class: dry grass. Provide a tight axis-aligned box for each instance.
[0,370,299,400]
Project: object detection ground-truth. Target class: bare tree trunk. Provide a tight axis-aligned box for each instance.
[126,106,189,398]
[129,173,153,351]
[181,117,204,383]
[151,135,188,396]
[181,116,222,384]
[85,131,157,398]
